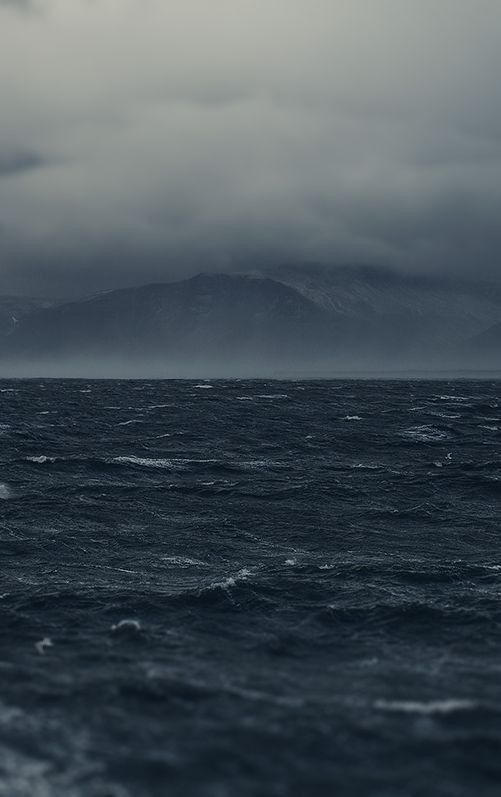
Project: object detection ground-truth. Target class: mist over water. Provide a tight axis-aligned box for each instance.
[1,378,501,795]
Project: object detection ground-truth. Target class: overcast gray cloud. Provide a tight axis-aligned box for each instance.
[1,0,501,296]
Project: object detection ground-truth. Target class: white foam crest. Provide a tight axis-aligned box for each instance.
[114,455,220,469]
[111,619,142,633]
[161,555,208,567]
[343,415,362,421]
[114,456,175,469]
[194,384,213,389]
[241,459,275,470]
[35,637,53,655]
[0,484,11,500]
[436,395,471,402]
[403,425,449,442]
[429,411,461,419]
[256,394,289,399]
[25,455,57,464]
[208,568,253,591]
[374,698,477,715]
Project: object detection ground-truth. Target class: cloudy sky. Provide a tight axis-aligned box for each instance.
[1,0,501,296]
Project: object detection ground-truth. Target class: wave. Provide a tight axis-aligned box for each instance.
[21,453,283,476]
[402,425,451,442]
[256,394,289,400]
[113,456,220,470]
[435,395,472,402]
[203,568,253,592]
[374,698,478,715]
[161,556,209,567]
[0,483,11,500]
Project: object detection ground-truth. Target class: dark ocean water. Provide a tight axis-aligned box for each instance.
[1,378,501,797]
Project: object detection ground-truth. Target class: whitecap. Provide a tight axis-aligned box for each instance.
[111,619,141,633]
[194,384,213,389]
[403,425,449,442]
[25,455,57,464]
[374,698,477,715]
[208,568,253,591]
[35,637,53,655]
[436,395,471,402]
[256,394,289,399]
[161,556,208,567]
[114,456,175,469]
[344,415,362,421]
[0,484,11,500]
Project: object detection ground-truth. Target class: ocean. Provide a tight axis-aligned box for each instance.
[1,378,500,796]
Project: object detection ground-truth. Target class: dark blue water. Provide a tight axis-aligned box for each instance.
[1,379,501,796]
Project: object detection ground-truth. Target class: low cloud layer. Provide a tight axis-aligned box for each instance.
[1,0,501,296]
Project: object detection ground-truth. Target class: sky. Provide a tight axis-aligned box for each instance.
[1,0,501,297]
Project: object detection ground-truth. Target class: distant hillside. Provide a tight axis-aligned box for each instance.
[2,266,501,375]
[0,296,55,337]
[2,274,340,371]
[264,264,501,346]
[463,321,501,368]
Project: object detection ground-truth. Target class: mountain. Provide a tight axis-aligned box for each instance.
[2,266,501,376]
[0,296,55,337]
[264,264,501,347]
[1,274,343,375]
[463,321,501,368]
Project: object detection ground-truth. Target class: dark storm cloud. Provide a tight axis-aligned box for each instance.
[1,0,501,295]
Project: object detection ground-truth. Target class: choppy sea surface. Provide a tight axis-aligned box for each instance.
[1,378,501,796]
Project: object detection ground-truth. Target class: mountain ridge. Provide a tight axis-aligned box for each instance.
[1,265,500,374]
